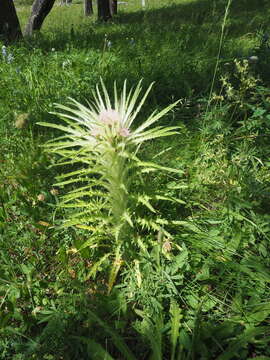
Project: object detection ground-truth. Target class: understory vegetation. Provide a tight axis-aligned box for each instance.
[1,0,270,359]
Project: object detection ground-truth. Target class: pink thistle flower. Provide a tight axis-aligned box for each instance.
[99,109,121,126]
[118,128,130,137]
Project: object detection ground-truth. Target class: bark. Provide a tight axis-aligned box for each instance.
[110,0,117,15]
[24,0,56,36]
[97,0,112,21]
[84,0,93,16]
[0,0,22,43]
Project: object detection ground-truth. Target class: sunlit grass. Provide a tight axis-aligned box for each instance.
[1,0,270,358]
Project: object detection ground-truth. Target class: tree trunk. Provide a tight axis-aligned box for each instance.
[97,0,112,21]
[0,0,22,43]
[84,0,93,16]
[110,0,117,15]
[24,0,56,36]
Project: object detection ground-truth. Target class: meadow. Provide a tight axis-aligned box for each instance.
[1,0,270,359]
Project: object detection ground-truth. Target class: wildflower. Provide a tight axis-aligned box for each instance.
[107,40,112,49]
[38,80,180,291]
[1,46,14,63]
[162,239,172,252]
[62,59,71,68]
[32,306,42,316]
[37,194,45,202]
[51,48,55,52]
[7,53,14,64]
[50,188,59,196]
[118,128,130,137]
[99,109,121,126]
[248,55,258,64]
[1,45,7,59]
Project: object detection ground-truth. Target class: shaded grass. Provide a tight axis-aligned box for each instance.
[1,0,267,133]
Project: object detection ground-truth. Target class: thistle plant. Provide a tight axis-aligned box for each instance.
[39,80,179,291]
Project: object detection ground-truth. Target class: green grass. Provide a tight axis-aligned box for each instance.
[1,0,270,359]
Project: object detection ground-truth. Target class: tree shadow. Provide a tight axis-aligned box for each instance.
[14,285,269,359]
[19,0,269,51]
[6,0,269,121]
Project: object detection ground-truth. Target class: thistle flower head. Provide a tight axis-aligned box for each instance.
[118,127,130,137]
[79,79,180,147]
[99,109,121,126]
[40,79,180,151]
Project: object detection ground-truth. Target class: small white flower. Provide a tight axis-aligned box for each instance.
[7,53,14,64]
[2,45,7,58]
[62,59,71,68]
[51,48,56,52]
[248,55,258,64]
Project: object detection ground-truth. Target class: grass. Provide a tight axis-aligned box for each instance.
[1,0,270,359]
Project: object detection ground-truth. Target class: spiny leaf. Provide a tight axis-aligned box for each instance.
[170,300,182,360]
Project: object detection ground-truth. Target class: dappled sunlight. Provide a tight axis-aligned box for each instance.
[1,0,270,358]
